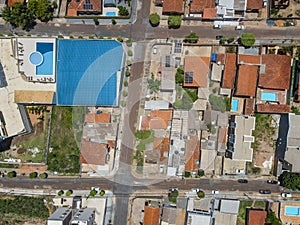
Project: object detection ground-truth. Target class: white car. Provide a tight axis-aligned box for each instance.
[281,193,292,198]
[91,186,100,192]
[153,46,157,54]
[235,25,245,30]
[212,190,219,194]
[213,24,221,29]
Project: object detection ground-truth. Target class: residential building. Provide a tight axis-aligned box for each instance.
[227,115,255,162]
[247,209,267,225]
[186,211,211,225]
[47,207,72,225]
[161,207,186,225]
[67,0,102,16]
[213,199,240,225]
[220,53,236,90]
[160,55,175,92]
[216,0,246,18]
[185,135,200,173]
[184,56,210,88]
[143,201,161,225]
[71,208,95,225]
[188,0,216,18]
[162,0,184,14]
[246,0,263,11]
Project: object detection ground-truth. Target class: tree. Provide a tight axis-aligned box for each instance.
[100,190,105,196]
[90,189,97,197]
[147,77,161,93]
[58,190,64,196]
[93,18,99,25]
[149,13,160,27]
[197,190,205,198]
[135,130,152,140]
[198,169,205,177]
[168,15,181,28]
[28,0,53,22]
[66,190,73,196]
[175,67,184,84]
[2,3,35,30]
[39,172,48,179]
[111,18,116,25]
[280,171,300,190]
[7,171,16,178]
[29,172,38,179]
[117,6,129,16]
[240,33,256,47]
[184,32,199,43]
[265,211,282,225]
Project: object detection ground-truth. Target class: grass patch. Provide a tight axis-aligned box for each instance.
[48,106,87,174]
[238,200,266,224]
[0,195,50,224]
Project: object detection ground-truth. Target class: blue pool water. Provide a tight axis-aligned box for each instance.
[231,99,239,112]
[261,91,277,101]
[36,42,54,75]
[106,12,116,16]
[285,206,300,216]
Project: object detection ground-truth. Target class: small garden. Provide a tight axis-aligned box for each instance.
[237,200,266,225]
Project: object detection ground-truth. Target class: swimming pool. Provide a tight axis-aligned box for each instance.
[231,99,239,112]
[285,206,300,216]
[29,52,43,66]
[106,12,116,16]
[261,91,277,101]
[36,42,54,75]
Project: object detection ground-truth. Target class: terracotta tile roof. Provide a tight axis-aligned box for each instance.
[153,137,170,161]
[144,206,160,225]
[256,104,290,113]
[80,139,107,166]
[259,54,292,90]
[67,0,102,16]
[248,209,267,225]
[238,54,260,64]
[247,0,263,10]
[244,98,255,115]
[190,0,215,13]
[162,0,184,14]
[184,56,210,87]
[185,135,200,171]
[221,53,236,89]
[216,54,225,64]
[7,0,24,7]
[141,110,172,130]
[218,127,227,143]
[84,112,111,123]
[203,8,217,18]
[235,65,258,97]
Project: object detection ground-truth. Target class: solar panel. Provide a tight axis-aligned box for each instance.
[83,3,93,9]
[86,0,90,3]
[174,43,182,53]
[185,72,193,84]
[165,55,170,67]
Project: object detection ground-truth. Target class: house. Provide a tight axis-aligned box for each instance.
[235,65,258,97]
[221,53,236,90]
[219,199,240,214]
[162,0,184,14]
[213,199,240,225]
[47,207,72,225]
[144,203,161,225]
[185,135,200,172]
[184,56,210,88]
[84,111,111,123]
[217,0,246,18]
[188,0,216,18]
[71,208,95,225]
[246,0,263,11]
[67,0,102,16]
[160,55,176,92]
[227,115,256,162]
[247,209,267,225]
[186,211,211,225]
[161,207,186,225]
[141,110,172,130]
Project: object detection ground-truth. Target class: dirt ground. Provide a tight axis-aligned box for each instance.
[273,0,300,18]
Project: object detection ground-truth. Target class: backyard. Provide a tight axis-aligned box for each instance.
[47,106,87,174]
[270,0,300,18]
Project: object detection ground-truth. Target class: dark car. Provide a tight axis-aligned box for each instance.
[216,35,223,40]
[267,180,278,184]
[259,189,271,194]
[238,179,248,183]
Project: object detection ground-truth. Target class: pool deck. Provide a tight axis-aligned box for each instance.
[230,97,244,115]
[256,88,287,105]
[102,7,119,16]
[280,201,300,224]
[15,37,56,83]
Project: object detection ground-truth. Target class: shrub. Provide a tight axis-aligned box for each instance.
[7,171,16,178]
[100,190,105,196]
[39,172,48,179]
[125,70,131,77]
[98,35,103,39]
[112,19,116,25]
[89,35,94,39]
[149,13,160,27]
[124,81,128,87]
[117,6,129,16]
[117,36,123,42]
[58,190,64,196]
[93,18,99,25]
[126,60,131,66]
[127,50,133,56]
[90,189,97,197]
[197,191,205,198]
[57,35,64,39]
[122,91,128,97]
[125,39,132,47]
[69,35,74,39]
[227,37,235,43]
[184,32,199,43]
[66,190,73,196]
[198,169,205,177]
[29,172,38,179]
[78,35,83,39]
[184,171,191,178]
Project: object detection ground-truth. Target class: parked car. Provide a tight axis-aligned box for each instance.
[216,35,223,40]
[238,179,248,183]
[153,46,157,54]
[267,180,279,184]
[281,193,292,198]
[212,190,219,194]
[259,189,271,194]
[213,24,221,29]
[235,25,245,30]
[91,186,100,192]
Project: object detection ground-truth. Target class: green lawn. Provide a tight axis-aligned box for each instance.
[238,200,266,224]
[48,106,86,174]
